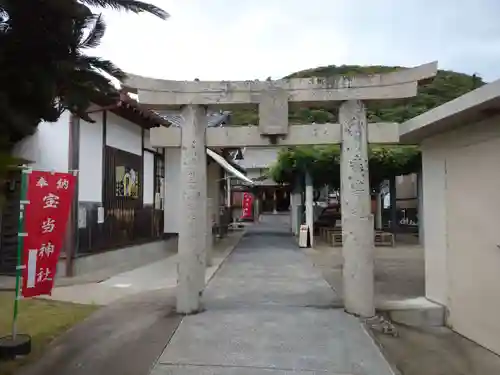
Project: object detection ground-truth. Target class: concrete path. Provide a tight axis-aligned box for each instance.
[44,231,244,305]
[16,232,245,375]
[151,218,394,375]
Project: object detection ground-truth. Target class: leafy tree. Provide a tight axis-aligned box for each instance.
[230,66,485,125]
[269,146,421,191]
[0,0,168,184]
[242,65,484,190]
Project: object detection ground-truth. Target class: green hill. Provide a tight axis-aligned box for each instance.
[230,65,484,125]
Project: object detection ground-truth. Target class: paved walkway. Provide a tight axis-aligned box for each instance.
[43,232,244,305]
[151,219,394,375]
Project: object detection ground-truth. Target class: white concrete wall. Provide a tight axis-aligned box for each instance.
[422,116,500,305]
[143,151,155,205]
[79,116,103,202]
[144,129,155,151]
[237,147,281,169]
[12,111,71,173]
[421,142,448,305]
[105,111,155,205]
[164,148,181,233]
[396,174,417,199]
[421,114,500,354]
[13,109,152,205]
[106,112,142,156]
[207,161,221,224]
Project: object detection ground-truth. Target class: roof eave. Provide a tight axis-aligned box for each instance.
[399,79,500,144]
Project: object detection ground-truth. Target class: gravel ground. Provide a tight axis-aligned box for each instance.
[305,238,500,375]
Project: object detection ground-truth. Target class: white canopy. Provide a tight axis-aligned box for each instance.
[206,148,254,185]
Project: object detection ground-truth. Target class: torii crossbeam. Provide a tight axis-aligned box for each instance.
[124,62,438,317]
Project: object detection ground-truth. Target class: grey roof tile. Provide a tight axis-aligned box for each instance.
[154,111,231,128]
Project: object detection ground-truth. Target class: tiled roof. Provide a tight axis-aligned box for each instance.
[156,111,231,128]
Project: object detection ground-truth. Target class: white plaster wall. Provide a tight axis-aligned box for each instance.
[396,173,417,199]
[12,111,70,173]
[446,134,500,355]
[238,147,281,169]
[421,115,500,354]
[144,129,156,151]
[246,169,262,180]
[12,109,151,205]
[143,151,155,205]
[106,112,142,156]
[422,115,500,306]
[78,116,103,202]
[421,142,447,305]
[164,148,181,233]
[207,161,221,224]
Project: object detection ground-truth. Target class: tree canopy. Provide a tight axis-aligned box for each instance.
[260,65,485,190]
[231,66,484,125]
[269,145,421,191]
[0,0,168,185]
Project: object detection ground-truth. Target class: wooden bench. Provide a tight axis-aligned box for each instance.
[319,227,342,244]
[330,231,395,247]
[374,231,395,247]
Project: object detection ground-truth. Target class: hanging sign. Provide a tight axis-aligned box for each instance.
[21,171,76,298]
[240,192,254,220]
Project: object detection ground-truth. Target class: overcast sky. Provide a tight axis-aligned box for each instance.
[91,0,500,82]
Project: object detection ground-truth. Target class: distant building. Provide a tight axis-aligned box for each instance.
[235,147,290,214]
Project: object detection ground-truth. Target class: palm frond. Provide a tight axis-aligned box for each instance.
[0,6,10,32]
[80,14,106,49]
[79,0,169,19]
[76,55,127,81]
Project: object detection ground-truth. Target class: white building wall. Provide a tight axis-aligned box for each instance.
[422,115,500,307]
[238,147,281,169]
[13,109,150,205]
[421,142,448,305]
[207,161,221,224]
[164,148,181,233]
[78,116,103,202]
[105,112,142,156]
[143,130,157,205]
[143,129,156,151]
[12,111,71,173]
[105,112,154,204]
[143,151,155,205]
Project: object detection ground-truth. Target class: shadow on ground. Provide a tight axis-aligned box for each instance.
[374,325,500,375]
[17,289,181,375]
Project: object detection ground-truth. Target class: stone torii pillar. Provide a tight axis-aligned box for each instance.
[177,104,208,313]
[124,61,437,316]
[340,100,374,316]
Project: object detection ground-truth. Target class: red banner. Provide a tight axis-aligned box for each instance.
[21,171,76,298]
[241,192,253,220]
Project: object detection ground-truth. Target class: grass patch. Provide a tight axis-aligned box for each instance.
[0,292,98,375]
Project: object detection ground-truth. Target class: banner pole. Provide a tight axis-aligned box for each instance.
[12,169,28,340]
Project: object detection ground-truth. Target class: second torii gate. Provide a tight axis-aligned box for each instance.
[124,62,437,317]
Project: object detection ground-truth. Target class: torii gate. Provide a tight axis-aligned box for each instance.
[124,62,437,317]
